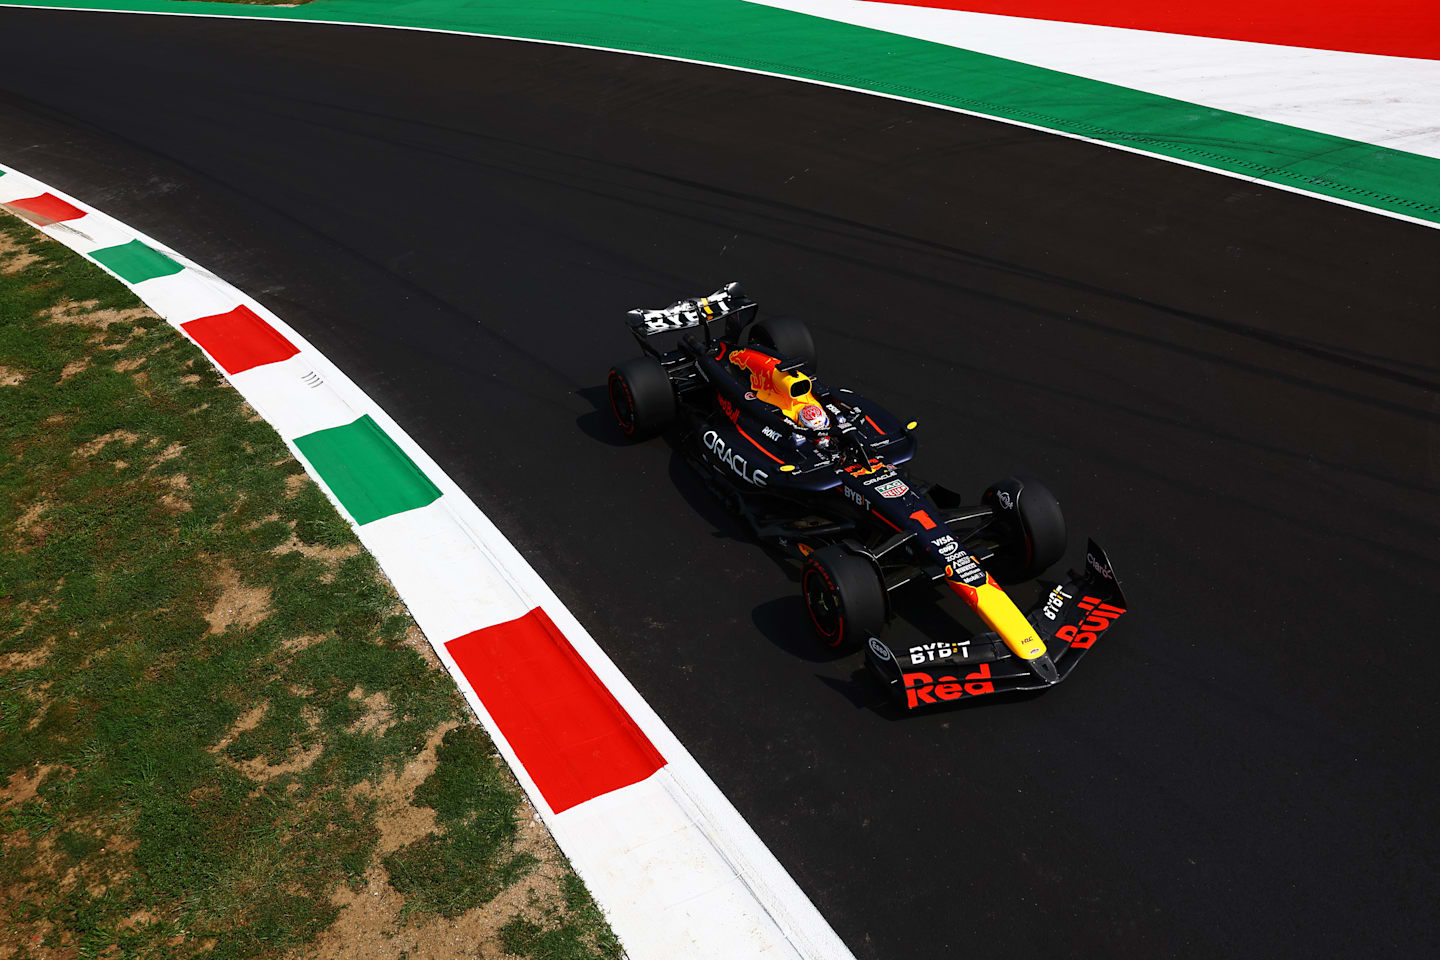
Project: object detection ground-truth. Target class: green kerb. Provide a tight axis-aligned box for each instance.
[90,238,184,283]
[294,414,442,524]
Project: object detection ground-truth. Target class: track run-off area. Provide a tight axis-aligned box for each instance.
[1,9,1438,958]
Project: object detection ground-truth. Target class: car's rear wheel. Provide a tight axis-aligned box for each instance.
[608,357,676,439]
[754,315,817,371]
[802,545,885,651]
[982,475,1066,583]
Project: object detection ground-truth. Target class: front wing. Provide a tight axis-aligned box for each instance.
[865,539,1129,710]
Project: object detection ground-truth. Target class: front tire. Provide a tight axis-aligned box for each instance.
[802,545,885,651]
[983,475,1066,583]
[608,357,676,439]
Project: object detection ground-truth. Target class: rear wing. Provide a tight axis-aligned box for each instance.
[624,282,757,355]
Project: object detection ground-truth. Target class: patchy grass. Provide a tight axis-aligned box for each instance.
[0,213,619,959]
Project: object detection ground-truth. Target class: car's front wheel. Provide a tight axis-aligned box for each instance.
[982,475,1066,583]
[802,545,886,651]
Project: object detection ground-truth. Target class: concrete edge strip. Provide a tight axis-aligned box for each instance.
[3,3,1438,232]
[0,163,856,960]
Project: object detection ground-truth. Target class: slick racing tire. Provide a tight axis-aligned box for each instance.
[608,356,676,439]
[983,475,1066,584]
[754,315,817,371]
[802,545,885,652]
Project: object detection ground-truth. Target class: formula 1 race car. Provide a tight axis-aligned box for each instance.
[606,283,1128,710]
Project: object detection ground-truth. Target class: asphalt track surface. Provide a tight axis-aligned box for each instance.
[3,10,1438,958]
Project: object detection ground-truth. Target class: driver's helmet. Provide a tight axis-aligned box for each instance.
[798,403,829,430]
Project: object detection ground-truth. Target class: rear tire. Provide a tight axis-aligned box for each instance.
[754,315,817,371]
[802,545,885,651]
[608,357,676,439]
[983,475,1066,584]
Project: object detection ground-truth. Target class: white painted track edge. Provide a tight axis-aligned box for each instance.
[0,3,1436,232]
[0,163,856,959]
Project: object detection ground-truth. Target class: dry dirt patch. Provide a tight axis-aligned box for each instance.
[76,430,139,457]
[204,561,273,635]
[351,722,457,858]
[215,705,325,782]
[0,364,26,386]
[11,498,53,551]
[0,230,40,275]
[0,639,54,672]
[211,703,268,754]
[41,298,151,331]
[401,621,443,671]
[348,687,395,738]
[273,533,360,570]
[2,764,74,812]
[159,472,192,514]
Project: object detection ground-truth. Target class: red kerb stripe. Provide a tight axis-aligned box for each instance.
[5,193,86,224]
[872,0,1440,60]
[446,607,665,813]
[181,304,300,374]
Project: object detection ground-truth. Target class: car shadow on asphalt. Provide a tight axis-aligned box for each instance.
[574,384,633,446]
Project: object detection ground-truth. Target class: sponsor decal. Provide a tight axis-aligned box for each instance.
[641,301,705,333]
[909,509,938,530]
[744,391,757,401]
[868,637,893,661]
[799,404,830,430]
[843,485,865,506]
[718,395,740,424]
[825,404,842,415]
[761,425,783,442]
[947,554,984,585]
[996,490,1014,510]
[1041,585,1072,621]
[1056,596,1126,650]
[903,664,994,708]
[907,640,968,664]
[1087,552,1115,580]
[875,479,909,499]
[703,430,769,487]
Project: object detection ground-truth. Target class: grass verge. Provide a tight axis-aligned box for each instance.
[0,210,621,960]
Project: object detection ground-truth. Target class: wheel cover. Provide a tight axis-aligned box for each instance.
[607,372,636,433]
[803,567,844,645]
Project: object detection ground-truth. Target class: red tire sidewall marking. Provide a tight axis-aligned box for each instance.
[803,563,845,647]
[608,370,636,435]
